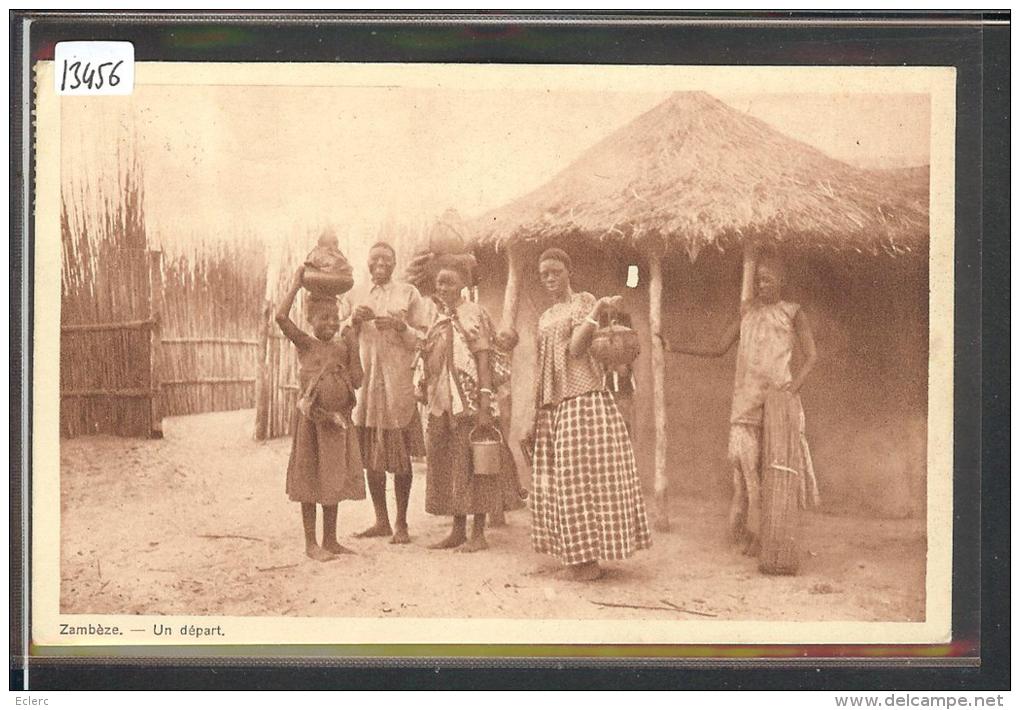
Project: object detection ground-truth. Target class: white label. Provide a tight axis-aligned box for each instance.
[626,264,640,288]
[54,41,134,95]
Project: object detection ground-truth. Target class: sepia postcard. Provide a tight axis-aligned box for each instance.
[31,61,955,653]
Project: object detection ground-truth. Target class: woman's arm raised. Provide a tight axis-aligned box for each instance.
[274,266,308,345]
[658,317,740,358]
[568,294,619,358]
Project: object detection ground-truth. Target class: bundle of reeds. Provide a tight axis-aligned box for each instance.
[758,389,807,575]
[60,158,159,438]
[61,159,149,324]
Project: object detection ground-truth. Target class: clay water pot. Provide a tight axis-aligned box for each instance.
[428,220,466,255]
[302,267,354,297]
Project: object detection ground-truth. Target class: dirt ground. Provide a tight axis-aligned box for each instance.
[60,409,925,622]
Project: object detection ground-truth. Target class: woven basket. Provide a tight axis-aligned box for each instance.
[591,323,641,368]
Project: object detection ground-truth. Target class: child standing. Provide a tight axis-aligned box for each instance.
[659,254,819,556]
[276,265,365,561]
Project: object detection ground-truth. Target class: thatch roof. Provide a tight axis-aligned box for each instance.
[473,92,929,258]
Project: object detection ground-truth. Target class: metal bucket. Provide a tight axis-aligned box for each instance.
[469,425,503,477]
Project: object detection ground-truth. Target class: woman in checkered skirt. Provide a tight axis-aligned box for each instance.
[527,248,652,581]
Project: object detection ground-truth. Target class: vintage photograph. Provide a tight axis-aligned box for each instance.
[32,63,954,646]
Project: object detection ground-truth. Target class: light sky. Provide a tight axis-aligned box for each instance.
[61,86,930,265]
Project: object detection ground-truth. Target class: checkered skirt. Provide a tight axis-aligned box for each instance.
[530,390,652,565]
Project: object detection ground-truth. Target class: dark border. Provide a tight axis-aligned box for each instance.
[9,9,1009,691]
[10,5,31,689]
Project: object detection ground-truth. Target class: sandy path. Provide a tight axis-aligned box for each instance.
[60,409,925,622]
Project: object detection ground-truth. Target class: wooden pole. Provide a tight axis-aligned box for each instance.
[492,242,526,526]
[741,243,759,305]
[147,250,164,439]
[253,298,271,441]
[499,241,524,333]
[648,253,670,532]
[494,242,525,433]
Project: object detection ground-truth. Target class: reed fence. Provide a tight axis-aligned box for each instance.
[159,241,266,417]
[61,158,269,436]
[256,246,306,440]
[60,162,163,438]
[62,159,432,439]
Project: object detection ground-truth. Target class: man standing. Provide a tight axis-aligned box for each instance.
[350,242,429,544]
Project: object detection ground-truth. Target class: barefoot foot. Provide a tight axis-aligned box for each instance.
[305,544,337,562]
[389,527,411,545]
[567,561,603,582]
[456,536,489,553]
[355,523,393,538]
[428,532,467,550]
[323,540,356,555]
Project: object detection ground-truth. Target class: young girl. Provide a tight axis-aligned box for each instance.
[276,265,365,561]
[659,254,819,555]
[421,255,519,552]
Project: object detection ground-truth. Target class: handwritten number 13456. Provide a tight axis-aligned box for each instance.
[60,59,124,91]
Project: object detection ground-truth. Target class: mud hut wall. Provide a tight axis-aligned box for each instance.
[802,251,928,519]
[476,243,929,519]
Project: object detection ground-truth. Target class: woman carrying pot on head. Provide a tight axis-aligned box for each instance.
[527,247,652,581]
[420,253,524,552]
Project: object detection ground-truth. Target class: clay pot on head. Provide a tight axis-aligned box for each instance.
[302,266,354,297]
[428,218,467,256]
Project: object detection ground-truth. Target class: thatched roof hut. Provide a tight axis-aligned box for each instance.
[476,91,928,259]
[469,91,930,523]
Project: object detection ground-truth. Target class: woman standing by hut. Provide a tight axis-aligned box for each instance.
[660,254,820,556]
[420,254,523,551]
[527,248,652,581]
